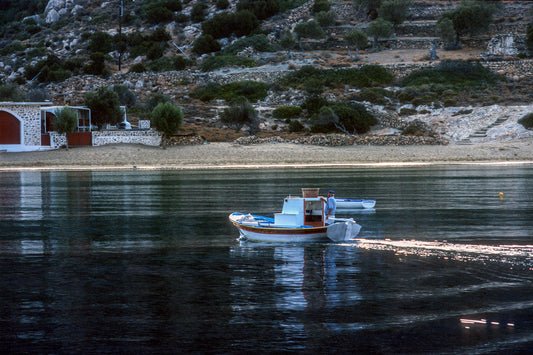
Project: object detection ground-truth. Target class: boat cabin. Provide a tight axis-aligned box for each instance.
[275,196,325,227]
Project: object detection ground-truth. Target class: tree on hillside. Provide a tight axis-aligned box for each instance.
[294,20,326,50]
[84,86,123,129]
[52,107,78,149]
[352,0,383,20]
[378,0,412,29]
[279,30,297,58]
[344,30,368,61]
[87,31,114,54]
[220,98,260,134]
[436,17,456,49]
[438,0,500,48]
[151,102,183,146]
[367,17,393,49]
[526,22,533,56]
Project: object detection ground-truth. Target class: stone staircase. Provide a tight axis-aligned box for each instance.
[457,117,508,145]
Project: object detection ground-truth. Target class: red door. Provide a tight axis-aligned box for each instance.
[67,132,92,146]
[0,111,21,144]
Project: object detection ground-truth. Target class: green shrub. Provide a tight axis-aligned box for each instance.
[192,34,221,55]
[148,57,175,71]
[0,41,25,56]
[146,6,174,24]
[401,60,500,88]
[358,87,391,105]
[220,98,260,134]
[147,42,165,60]
[237,0,280,20]
[527,23,533,54]
[190,2,207,22]
[0,83,27,101]
[233,10,260,37]
[279,64,393,89]
[315,11,336,27]
[146,93,172,112]
[112,85,136,106]
[151,102,184,137]
[87,31,114,54]
[288,119,305,132]
[174,56,194,70]
[312,0,331,13]
[216,0,230,9]
[202,12,235,39]
[402,124,424,136]
[129,63,147,73]
[399,107,417,116]
[53,107,78,143]
[191,82,220,102]
[25,54,77,83]
[310,106,338,133]
[302,95,329,115]
[518,113,533,130]
[143,0,182,24]
[84,52,110,77]
[125,28,170,59]
[84,86,123,129]
[273,105,303,119]
[223,81,269,102]
[331,102,376,134]
[200,55,257,72]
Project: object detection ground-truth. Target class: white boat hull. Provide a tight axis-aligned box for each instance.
[229,213,360,242]
[335,198,376,209]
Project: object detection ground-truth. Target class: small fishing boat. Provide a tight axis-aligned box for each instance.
[335,198,376,209]
[229,188,361,242]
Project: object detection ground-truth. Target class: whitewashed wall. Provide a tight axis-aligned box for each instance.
[92,130,161,147]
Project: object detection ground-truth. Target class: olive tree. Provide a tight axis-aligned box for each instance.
[84,86,123,129]
[438,0,499,48]
[52,107,78,149]
[367,17,393,49]
[279,30,297,58]
[294,20,326,50]
[436,17,456,49]
[378,0,412,29]
[344,30,368,61]
[220,98,259,134]
[151,102,184,146]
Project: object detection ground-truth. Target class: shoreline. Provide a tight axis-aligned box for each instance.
[1,161,533,172]
[1,140,532,171]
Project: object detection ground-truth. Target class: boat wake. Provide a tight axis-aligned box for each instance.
[353,239,533,269]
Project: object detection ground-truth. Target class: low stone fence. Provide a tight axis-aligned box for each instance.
[49,132,67,149]
[235,134,448,146]
[92,129,161,147]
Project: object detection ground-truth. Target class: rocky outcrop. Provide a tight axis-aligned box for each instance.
[44,0,83,23]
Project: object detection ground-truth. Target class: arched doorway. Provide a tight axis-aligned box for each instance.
[0,110,21,144]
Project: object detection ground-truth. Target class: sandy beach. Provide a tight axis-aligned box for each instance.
[1,139,533,170]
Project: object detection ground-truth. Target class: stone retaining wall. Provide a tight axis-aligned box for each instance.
[49,131,67,149]
[234,134,448,146]
[92,129,161,147]
[304,34,526,52]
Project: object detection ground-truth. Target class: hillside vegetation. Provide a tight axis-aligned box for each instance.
[0,0,532,141]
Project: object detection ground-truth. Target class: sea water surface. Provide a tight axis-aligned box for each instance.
[1,166,532,354]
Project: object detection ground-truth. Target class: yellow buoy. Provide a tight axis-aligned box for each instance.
[499,192,504,199]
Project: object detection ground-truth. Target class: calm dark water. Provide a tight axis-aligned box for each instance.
[1,166,532,354]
